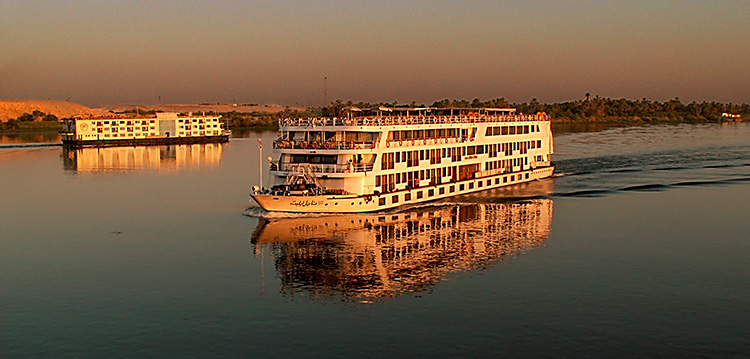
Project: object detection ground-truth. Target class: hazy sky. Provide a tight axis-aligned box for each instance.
[1,0,748,106]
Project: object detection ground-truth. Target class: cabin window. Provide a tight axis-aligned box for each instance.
[439,187,445,195]
[391,195,399,204]
[416,191,423,199]
[381,153,394,170]
[450,185,455,193]
[428,189,434,197]
[459,184,465,191]
[291,154,336,164]
[405,193,411,201]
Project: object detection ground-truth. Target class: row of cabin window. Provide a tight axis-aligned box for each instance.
[179,124,219,130]
[376,158,528,187]
[102,133,152,138]
[485,125,541,136]
[381,140,543,169]
[97,126,155,133]
[389,128,466,140]
[177,119,218,124]
[90,118,217,126]
[100,131,214,138]
[377,173,531,206]
[93,120,155,126]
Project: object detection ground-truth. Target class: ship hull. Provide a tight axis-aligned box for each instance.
[251,165,554,213]
[61,135,230,148]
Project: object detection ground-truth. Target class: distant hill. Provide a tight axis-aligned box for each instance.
[99,103,304,115]
[0,100,305,122]
[0,100,107,121]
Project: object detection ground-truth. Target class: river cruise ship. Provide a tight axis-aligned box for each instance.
[60,112,230,147]
[250,107,554,213]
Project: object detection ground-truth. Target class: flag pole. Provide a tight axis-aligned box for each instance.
[258,138,263,190]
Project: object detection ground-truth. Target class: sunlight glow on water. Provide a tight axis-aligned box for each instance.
[2,123,750,358]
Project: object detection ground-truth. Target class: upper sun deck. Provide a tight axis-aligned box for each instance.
[280,107,549,128]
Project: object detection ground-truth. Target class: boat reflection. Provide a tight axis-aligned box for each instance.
[251,199,553,301]
[61,143,225,173]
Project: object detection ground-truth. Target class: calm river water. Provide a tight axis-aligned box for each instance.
[2,123,749,358]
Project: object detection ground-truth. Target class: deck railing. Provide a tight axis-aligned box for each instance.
[273,140,377,150]
[279,114,548,128]
[272,161,375,174]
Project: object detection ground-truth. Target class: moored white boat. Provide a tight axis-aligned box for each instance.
[250,107,554,213]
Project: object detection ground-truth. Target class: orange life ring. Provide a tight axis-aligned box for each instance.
[312,142,319,149]
[325,142,332,150]
[386,141,390,148]
[415,178,420,186]
[301,141,308,149]
[371,141,376,148]
[411,139,415,145]
[399,139,403,146]
[349,142,355,149]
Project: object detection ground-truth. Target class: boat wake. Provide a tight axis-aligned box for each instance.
[551,143,750,198]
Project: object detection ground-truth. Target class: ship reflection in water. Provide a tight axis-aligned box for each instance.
[61,143,225,173]
[251,199,553,301]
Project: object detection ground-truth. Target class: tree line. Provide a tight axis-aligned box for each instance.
[2,97,747,132]
[323,97,749,123]
[1,111,59,130]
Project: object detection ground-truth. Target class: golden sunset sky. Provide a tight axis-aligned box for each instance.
[1,1,748,106]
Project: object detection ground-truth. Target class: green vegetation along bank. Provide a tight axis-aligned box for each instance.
[2,98,747,134]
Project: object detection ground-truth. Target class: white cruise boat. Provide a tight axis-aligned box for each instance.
[250,107,554,213]
[60,112,230,147]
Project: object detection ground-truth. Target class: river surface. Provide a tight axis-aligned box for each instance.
[2,123,750,358]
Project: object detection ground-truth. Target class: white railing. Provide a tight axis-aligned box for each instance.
[273,140,376,150]
[271,161,375,174]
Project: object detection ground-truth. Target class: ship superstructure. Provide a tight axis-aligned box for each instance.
[251,107,554,213]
